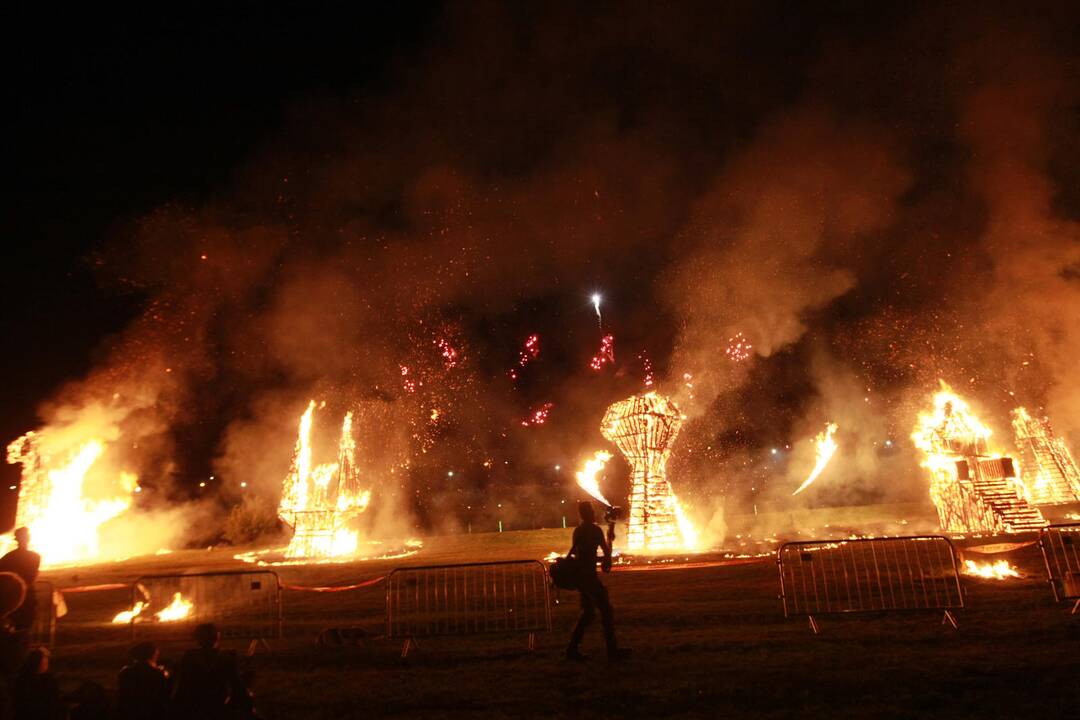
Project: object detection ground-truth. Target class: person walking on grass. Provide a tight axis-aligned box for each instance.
[565,501,630,663]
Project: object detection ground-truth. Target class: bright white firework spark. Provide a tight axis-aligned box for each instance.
[591,293,602,327]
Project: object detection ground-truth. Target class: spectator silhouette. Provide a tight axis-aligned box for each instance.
[117,641,169,720]
[173,623,256,719]
[14,647,64,720]
[0,572,29,720]
[0,528,40,646]
[68,680,108,720]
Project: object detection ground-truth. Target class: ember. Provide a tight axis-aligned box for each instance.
[277,401,371,559]
[601,392,697,551]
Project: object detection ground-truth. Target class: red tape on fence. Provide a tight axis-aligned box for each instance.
[281,576,386,593]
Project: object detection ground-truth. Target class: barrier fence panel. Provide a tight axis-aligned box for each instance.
[129,571,281,645]
[778,536,964,634]
[31,581,55,647]
[1038,522,1080,613]
[386,560,551,656]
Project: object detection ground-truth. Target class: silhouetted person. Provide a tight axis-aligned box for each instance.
[173,623,256,719]
[0,572,29,720]
[68,681,108,720]
[565,501,628,662]
[0,528,40,643]
[117,642,169,720]
[14,647,64,720]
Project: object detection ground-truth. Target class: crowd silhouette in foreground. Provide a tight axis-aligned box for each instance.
[0,529,259,719]
[3,622,260,720]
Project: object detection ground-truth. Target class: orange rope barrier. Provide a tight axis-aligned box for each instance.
[281,576,385,592]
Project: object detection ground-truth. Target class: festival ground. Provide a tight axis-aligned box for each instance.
[42,525,1078,719]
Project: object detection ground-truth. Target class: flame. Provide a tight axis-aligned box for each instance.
[111,592,194,623]
[5,432,136,566]
[154,592,194,621]
[962,559,1020,580]
[792,422,838,495]
[277,402,371,559]
[575,451,613,506]
[111,601,147,624]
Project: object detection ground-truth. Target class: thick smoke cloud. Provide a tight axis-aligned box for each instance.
[13,3,1080,546]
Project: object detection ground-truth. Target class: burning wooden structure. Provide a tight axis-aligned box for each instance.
[601,392,696,551]
[277,401,370,559]
[1011,408,1080,506]
[912,385,1046,534]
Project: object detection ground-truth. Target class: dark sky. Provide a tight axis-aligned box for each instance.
[6,2,1080,531]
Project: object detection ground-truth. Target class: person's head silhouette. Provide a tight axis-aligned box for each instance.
[193,623,220,650]
[129,641,159,665]
[13,527,30,549]
[578,501,595,524]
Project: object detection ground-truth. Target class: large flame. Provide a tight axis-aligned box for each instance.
[575,451,613,506]
[111,592,194,624]
[5,432,136,566]
[792,422,838,496]
[277,401,371,559]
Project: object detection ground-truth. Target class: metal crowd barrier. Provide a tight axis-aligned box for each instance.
[1038,522,1080,613]
[128,571,281,650]
[31,581,55,647]
[386,560,551,657]
[777,535,965,634]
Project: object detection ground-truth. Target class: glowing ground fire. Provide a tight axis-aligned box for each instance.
[912,383,1046,535]
[5,432,137,566]
[601,392,697,552]
[112,592,194,624]
[962,559,1020,580]
[277,401,371,559]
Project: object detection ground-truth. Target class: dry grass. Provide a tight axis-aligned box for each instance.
[42,529,1079,719]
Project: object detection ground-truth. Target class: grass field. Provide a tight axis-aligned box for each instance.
[41,527,1079,719]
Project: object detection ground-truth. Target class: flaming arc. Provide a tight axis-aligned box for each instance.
[277,401,371,559]
[600,392,697,552]
[575,451,613,506]
[792,422,839,496]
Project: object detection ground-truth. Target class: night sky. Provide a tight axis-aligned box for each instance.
[7,2,1080,535]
